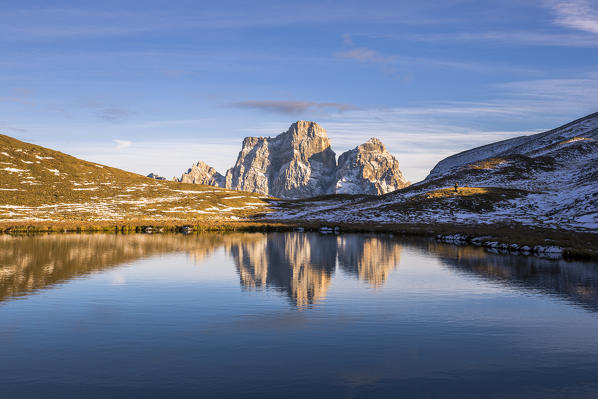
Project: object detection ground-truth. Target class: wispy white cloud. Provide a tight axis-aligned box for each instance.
[0,4,454,42]
[335,45,542,75]
[548,0,598,34]
[70,139,242,179]
[99,108,133,122]
[336,47,395,64]
[79,98,133,122]
[0,87,35,105]
[317,108,538,181]
[335,46,404,78]
[496,76,598,105]
[314,74,598,181]
[365,30,598,47]
[231,100,359,115]
[0,8,163,40]
[0,121,27,133]
[113,139,132,150]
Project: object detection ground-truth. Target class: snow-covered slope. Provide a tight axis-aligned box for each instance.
[427,112,598,179]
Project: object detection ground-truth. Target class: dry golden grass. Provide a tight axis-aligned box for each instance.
[0,134,272,223]
[423,186,491,199]
[467,157,508,170]
[376,186,529,213]
[0,219,289,233]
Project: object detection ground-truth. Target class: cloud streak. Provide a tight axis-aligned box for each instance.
[335,46,405,78]
[67,139,242,179]
[79,98,133,122]
[549,0,598,34]
[497,75,598,106]
[365,30,598,47]
[231,100,359,115]
[314,73,598,181]
[336,47,395,64]
[0,4,454,42]
[113,139,132,150]
[0,121,27,133]
[99,107,132,122]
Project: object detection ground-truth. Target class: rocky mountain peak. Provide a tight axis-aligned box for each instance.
[288,120,327,139]
[336,138,409,195]
[178,122,410,198]
[179,160,224,186]
[241,136,261,148]
[220,121,337,198]
[357,137,386,153]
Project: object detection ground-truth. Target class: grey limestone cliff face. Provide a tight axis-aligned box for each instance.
[178,121,409,198]
[180,161,225,186]
[224,121,336,198]
[335,138,409,195]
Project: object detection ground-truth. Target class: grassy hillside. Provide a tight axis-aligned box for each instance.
[0,134,271,224]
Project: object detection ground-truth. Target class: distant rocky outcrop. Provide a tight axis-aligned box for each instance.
[147,173,166,180]
[336,138,409,195]
[179,121,409,199]
[180,161,225,186]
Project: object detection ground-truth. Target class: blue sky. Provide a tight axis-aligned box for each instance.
[1,0,597,181]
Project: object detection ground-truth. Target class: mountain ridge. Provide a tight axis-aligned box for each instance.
[178,121,410,198]
[427,112,598,180]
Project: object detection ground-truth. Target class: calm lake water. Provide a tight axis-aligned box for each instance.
[1,232,598,398]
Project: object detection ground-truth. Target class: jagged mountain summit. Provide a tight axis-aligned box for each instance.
[178,121,409,199]
[336,138,408,195]
[224,121,337,198]
[180,161,225,186]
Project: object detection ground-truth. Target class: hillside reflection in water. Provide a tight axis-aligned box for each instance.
[1,232,597,311]
[0,233,402,307]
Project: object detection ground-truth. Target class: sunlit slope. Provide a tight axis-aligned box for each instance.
[0,134,270,222]
[426,112,598,180]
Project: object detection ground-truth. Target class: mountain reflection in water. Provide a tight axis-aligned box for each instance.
[230,234,402,306]
[428,242,598,313]
[1,233,597,310]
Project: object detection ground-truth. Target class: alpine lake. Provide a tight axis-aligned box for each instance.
[1,232,598,398]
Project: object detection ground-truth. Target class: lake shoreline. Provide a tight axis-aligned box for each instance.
[2,218,597,261]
